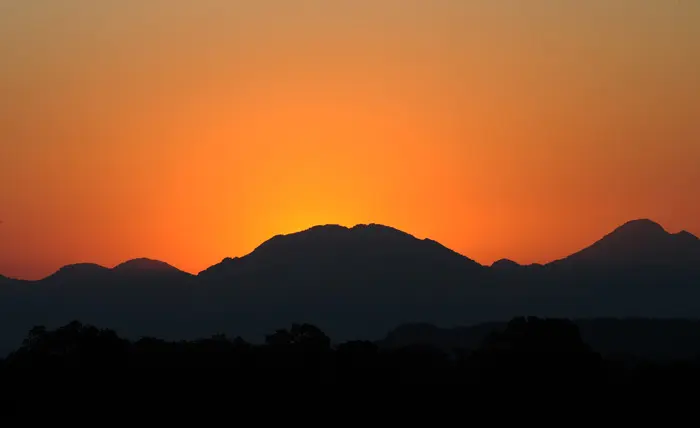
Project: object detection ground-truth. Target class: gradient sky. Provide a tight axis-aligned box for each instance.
[1,0,699,280]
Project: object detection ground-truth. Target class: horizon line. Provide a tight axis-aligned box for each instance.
[1,217,696,282]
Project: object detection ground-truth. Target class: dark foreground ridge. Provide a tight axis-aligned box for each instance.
[4,317,700,385]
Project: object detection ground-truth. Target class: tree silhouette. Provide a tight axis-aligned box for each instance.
[3,317,699,384]
[265,323,331,351]
[472,316,604,384]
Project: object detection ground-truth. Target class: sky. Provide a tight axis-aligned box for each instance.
[1,0,699,280]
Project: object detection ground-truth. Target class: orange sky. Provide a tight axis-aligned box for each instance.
[1,1,699,280]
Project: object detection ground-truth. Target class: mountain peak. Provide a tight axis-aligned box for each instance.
[675,230,699,241]
[551,219,700,267]
[612,219,667,236]
[44,263,110,281]
[492,259,521,269]
[252,223,421,254]
[351,223,408,233]
[199,222,482,280]
[112,258,181,274]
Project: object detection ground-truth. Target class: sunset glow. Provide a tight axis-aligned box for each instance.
[1,1,699,279]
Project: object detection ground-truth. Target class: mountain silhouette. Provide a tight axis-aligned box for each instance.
[0,218,699,356]
[43,263,111,283]
[196,224,488,341]
[549,219,700,268]
[41,258,190,281]
[491,259,521,270]
[200,223,482,281]
[112,258,192,278]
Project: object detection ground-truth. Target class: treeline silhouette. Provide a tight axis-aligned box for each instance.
[3,317,700,384]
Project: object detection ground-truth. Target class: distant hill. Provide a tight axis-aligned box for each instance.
[198,223,484,303]
[40,258,192,282]
[42,263,111,283]
[112,258,190,277]
[36,259,195,302]
[491,259,521,270]
[200,223,482,280]
[540,219,700,317]
[196,224,489,342]
[549,219,700,269]
[0,219,699,357]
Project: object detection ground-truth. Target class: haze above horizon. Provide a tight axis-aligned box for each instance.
[1,1,699,280]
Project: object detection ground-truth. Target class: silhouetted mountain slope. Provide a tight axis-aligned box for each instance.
[112,258,190,276]
[549,219,700,268]
[491,259,547,273]
[541,220,700,315]
[491,259,520,269]
[0,219,699,357]
[42,263,111,284]
[36,260,194,298]
[0,258,202,352]
[0,275,23,301]
[200,224,482,280]
[39,259,191,282]
[195,224,491,341]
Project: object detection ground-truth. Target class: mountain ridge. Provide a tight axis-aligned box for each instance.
[2,218,699,281]
[548,218,700,268]
[197,222,484,285]
[0,218,699,356]
[112,258,190,276]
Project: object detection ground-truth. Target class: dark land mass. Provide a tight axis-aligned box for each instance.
[4,317,700,386]
[0,219,699,359]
